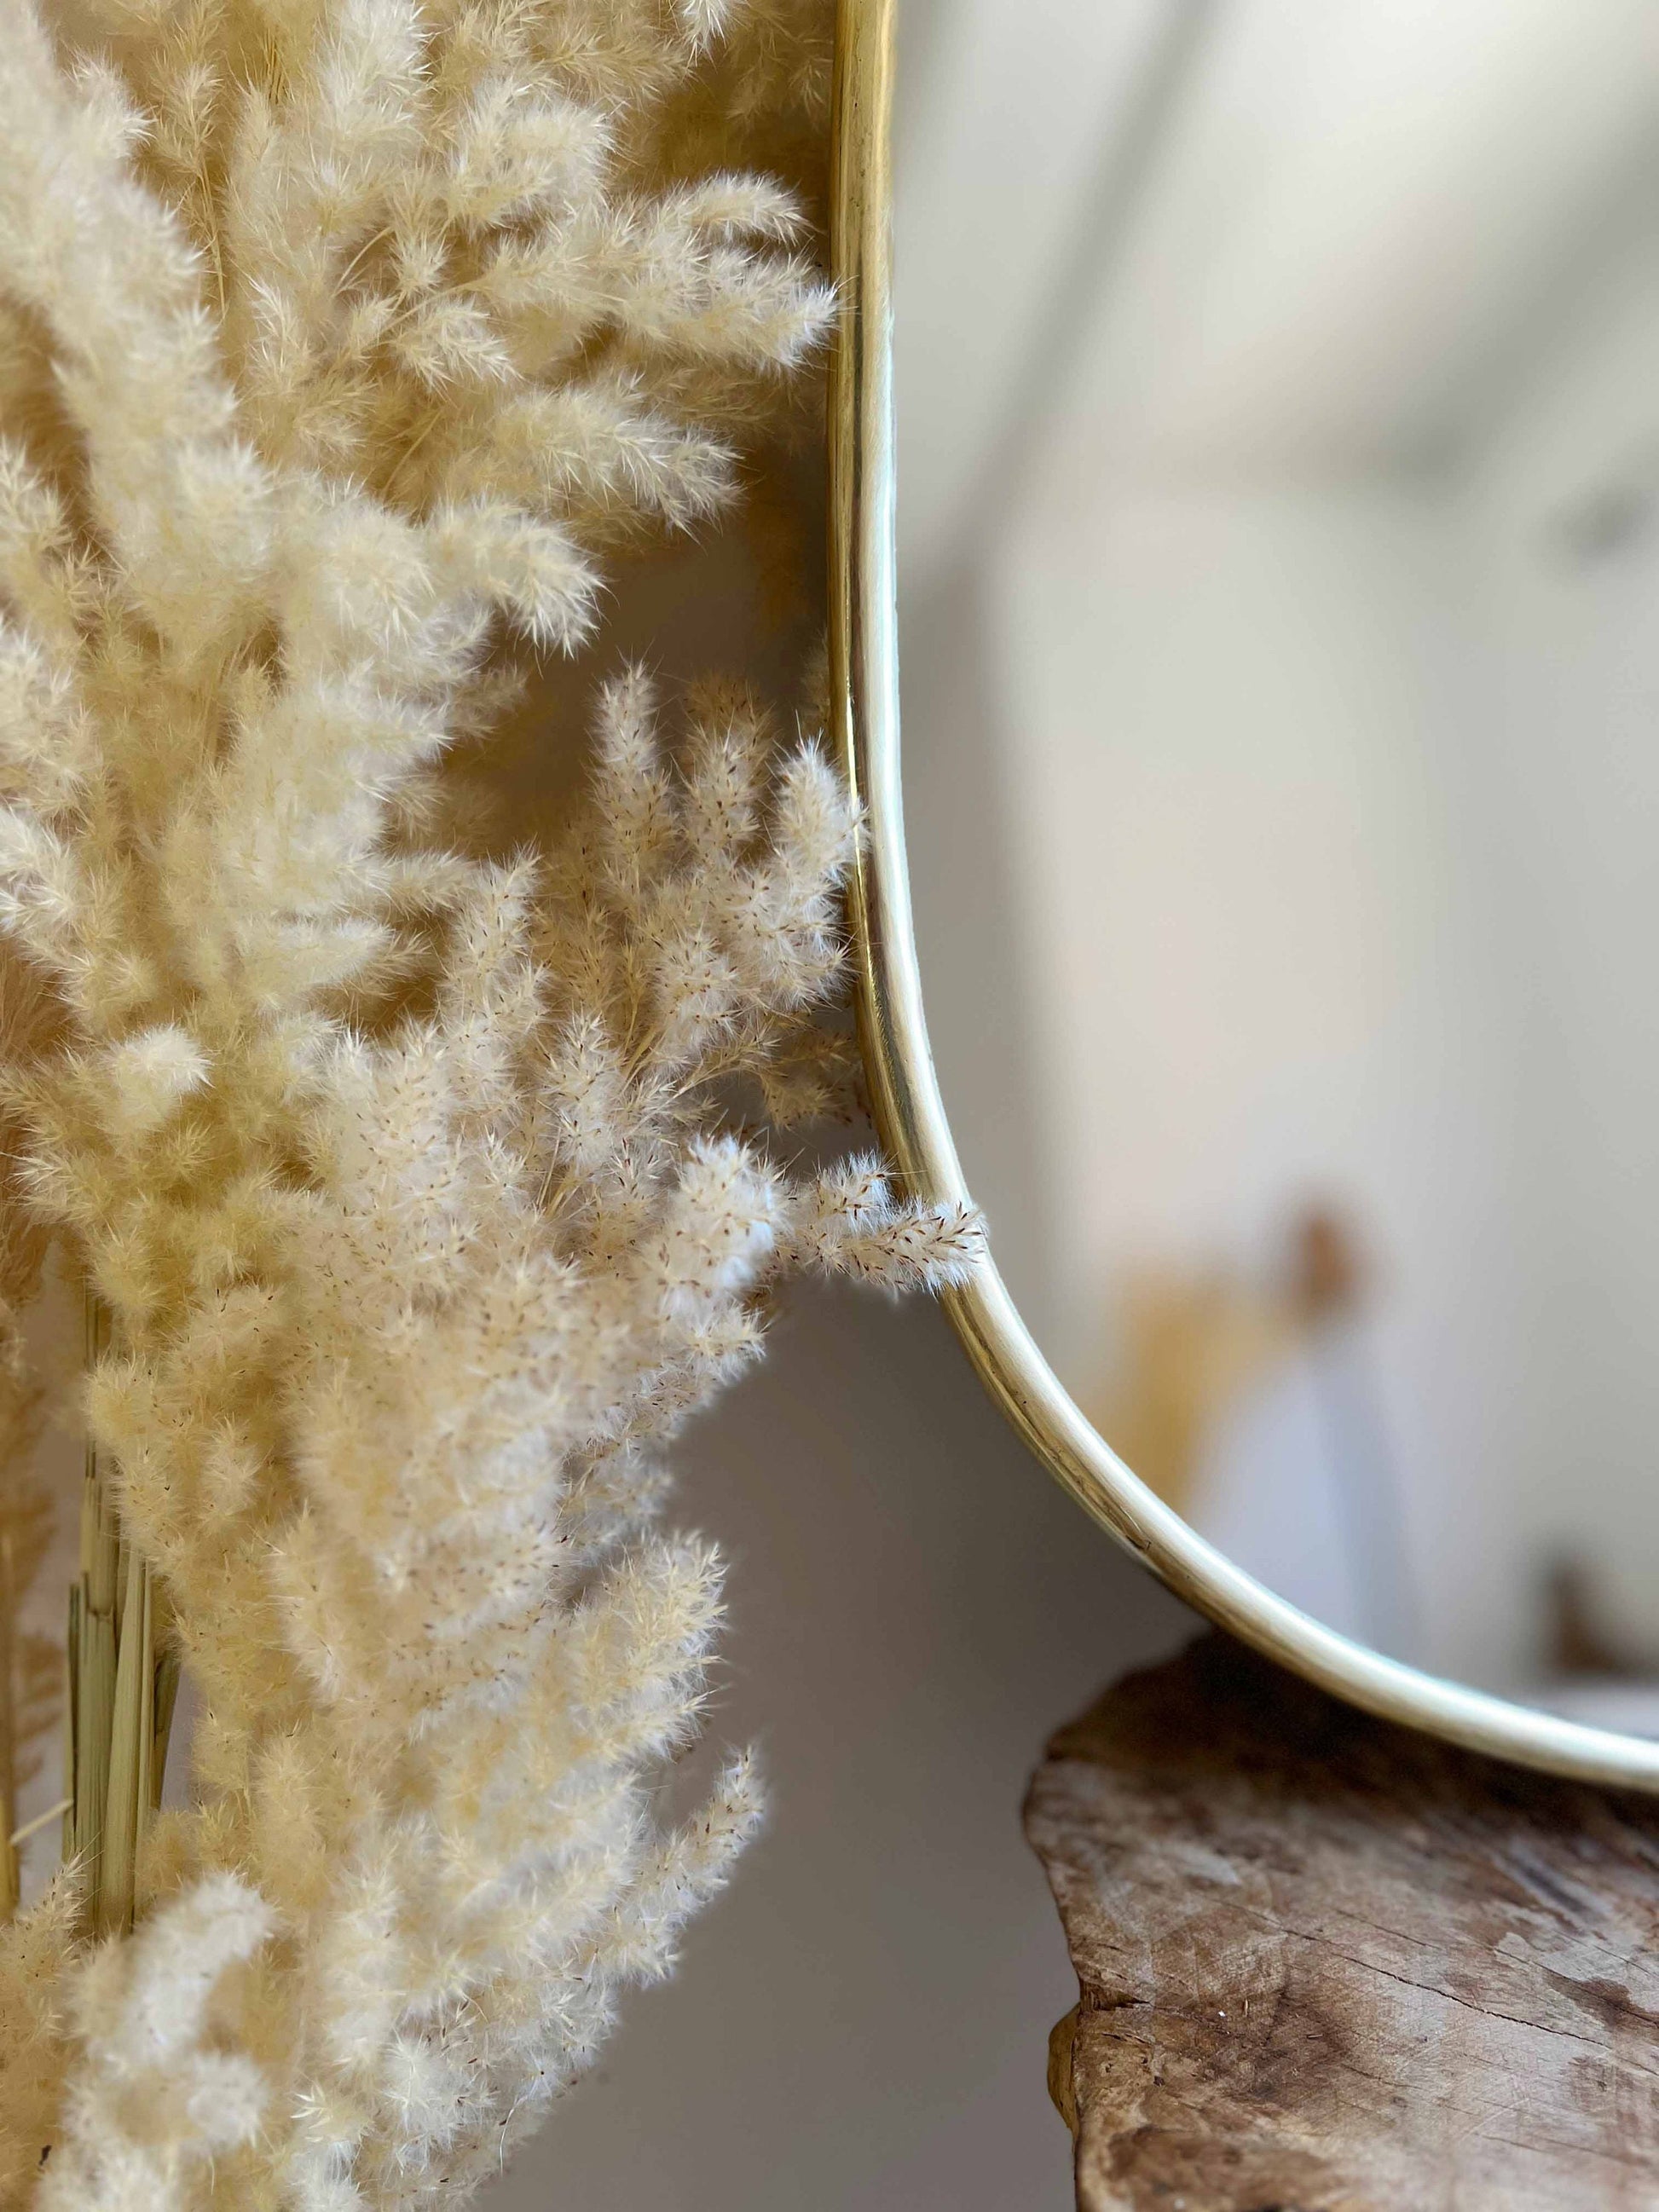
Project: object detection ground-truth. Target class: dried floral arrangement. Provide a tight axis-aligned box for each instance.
[0,0,980,2201]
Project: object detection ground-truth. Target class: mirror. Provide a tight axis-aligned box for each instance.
[879,0,1659,1747]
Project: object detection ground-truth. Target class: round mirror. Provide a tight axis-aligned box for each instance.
[839,0,1659,1778]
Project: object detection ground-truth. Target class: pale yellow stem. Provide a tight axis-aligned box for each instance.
[66,1290,171,1933]
[99,1539,148,1936]
[0,1531,17,1919]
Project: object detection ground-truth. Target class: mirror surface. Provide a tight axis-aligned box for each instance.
[893,0,1659,1728]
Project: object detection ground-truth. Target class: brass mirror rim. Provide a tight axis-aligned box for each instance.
[828,0,1659,1791]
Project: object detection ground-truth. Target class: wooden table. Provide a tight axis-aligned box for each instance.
[1025,1635,1659,2210]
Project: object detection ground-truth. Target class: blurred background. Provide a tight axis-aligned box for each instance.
[899,0,1659,1718]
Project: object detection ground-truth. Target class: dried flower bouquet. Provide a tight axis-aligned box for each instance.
[0,0,980,2200]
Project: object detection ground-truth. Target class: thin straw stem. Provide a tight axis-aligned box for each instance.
[99,1539,148,1934]
[0,1531,16,1918]
[66,1289,171,1935]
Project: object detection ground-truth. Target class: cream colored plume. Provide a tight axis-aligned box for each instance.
[0,0,980,2202]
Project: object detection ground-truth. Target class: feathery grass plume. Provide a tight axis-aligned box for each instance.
[0,0,982,2199]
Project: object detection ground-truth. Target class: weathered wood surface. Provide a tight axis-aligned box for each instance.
[1026,1635,1659,2211]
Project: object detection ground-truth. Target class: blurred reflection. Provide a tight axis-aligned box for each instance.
[1098,1210,1417,1658]
[898,0,1659,1719]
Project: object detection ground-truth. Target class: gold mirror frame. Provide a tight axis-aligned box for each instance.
[827,0,1659,1791]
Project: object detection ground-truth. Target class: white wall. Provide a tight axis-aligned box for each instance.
[1453,165,1659,1658]
[892,0,1176,585]
[1030,0,1659,488]
[978,482,1542,1687]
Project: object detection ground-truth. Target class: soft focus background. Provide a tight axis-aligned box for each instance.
[900,0,1659,1707]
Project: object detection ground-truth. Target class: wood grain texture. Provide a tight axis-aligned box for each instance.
[1026,1636,1659,2210]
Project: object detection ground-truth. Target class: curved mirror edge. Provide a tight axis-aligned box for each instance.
[826,0,1659,1793]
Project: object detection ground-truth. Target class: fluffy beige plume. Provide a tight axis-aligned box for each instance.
[0,0,981,2202]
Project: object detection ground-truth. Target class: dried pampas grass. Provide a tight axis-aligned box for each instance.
[0,0,981,2201]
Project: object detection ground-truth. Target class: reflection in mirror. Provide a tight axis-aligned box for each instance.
[894,0,1659,1726]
